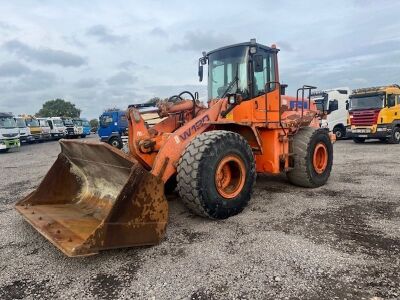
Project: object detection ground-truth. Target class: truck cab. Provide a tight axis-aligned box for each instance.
[21,115,43,142]
[47,117,66,139]
[37,118,52,140]
[15,117,34,143]
[312,88,350,139]
[346,84,400,143]
[72,119,84,138]
[62,117,80,138]
[81,119,91,137]
[0,112,20,153]
[98,110,128,148]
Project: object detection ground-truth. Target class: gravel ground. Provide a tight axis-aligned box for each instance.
[0,136,399,299]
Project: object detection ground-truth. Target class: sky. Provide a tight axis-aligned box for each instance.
[0,0,399,120]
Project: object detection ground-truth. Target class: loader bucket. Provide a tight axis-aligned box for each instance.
[15,140,168,257]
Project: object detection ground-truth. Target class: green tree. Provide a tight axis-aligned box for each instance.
[89,118,99,128]
[36,99,81,118]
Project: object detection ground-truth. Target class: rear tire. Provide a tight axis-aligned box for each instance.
[352,137,365,143]
[286,127,333,188]
[177,130,256,219]
[387,127,400,144]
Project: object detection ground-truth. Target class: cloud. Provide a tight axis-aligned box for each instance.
[74,78,100,89]
[13,70,57,92]
[3,40,87,67]
[0,21,18,32]
[149,27,168,37]
[0,61,31,77]
[276,41,294,52]
[146,84,207,100]
[106,71,137,86]
[170,31,235,52]
[86,25,129,44]
[117,60,138,70]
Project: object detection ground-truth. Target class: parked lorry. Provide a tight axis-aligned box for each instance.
[20,115,42,142]
[47,117,66,139]
[37,118,52,140]
[81,118,91,137]
[346,84,400,143]
[311,88,350,139]
[98,110,128,148]
[62,117,80,138]
[0,112,20,152]
[14,116,34,143]
[72,119,84,138]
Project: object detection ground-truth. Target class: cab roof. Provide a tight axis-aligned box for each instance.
[352,84,400,95]
[206,41,279,56]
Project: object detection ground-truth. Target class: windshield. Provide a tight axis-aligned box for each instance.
[63,119,74,126]
[349,94,384,110]
[26,119,39,127]
[0,116,17,128]
[38,119,48,127]
[313,97,327,112]
[15,118,26,128]
[73,119,82,126]
[53,119,64,126]
[100,115,113,127]
[82,120,90,127]
[208,45,249,100]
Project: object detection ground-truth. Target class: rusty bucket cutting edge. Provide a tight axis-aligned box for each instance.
[15,140,168,257]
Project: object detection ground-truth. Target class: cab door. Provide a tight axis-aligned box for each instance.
[385,94,397,124]
[252,50,280,123]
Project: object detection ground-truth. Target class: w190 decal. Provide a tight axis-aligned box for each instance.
[179,114,210,141]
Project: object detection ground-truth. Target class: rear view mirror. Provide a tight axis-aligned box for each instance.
[280,84,288,95]
[198,64,203,82]
[345,100,349,110]
[254,55,264,72]
[328,99,339,112]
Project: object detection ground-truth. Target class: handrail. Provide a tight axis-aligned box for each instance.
[264,81,286,134]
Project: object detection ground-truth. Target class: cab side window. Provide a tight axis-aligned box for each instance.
[387,94,396,107]
[253,51,275,97]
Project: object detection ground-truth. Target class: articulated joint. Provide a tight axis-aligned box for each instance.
[139,139,156,153]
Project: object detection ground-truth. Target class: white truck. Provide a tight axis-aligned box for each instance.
[14,116,34,143]
[0,112,20,153]
[311,88,350,139]
[47,117,66,139]
[37,118,52,140]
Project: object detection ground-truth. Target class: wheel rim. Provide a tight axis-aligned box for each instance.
[395,131,400,141]
[215,155,246,199]
[111,140,119,147]
[335,130,342,138]
[313,142,328,174]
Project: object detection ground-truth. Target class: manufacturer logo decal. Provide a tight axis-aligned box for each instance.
[179,114,210,141]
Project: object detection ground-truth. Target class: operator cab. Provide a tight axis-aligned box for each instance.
[199,39,281,101]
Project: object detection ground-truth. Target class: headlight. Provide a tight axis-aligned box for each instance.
[377,127,387,132]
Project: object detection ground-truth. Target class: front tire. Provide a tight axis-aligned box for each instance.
[387,127,400,144]
[109,136,123,149]
[0,149,10,153]
[177,130,256,219]
[333,126,346,140]
[287,127,333,188]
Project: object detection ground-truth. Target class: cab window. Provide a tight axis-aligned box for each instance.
[387,94,396,107]
[253,51,275,97]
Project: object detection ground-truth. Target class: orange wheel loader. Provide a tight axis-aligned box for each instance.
[15,39,333,256]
